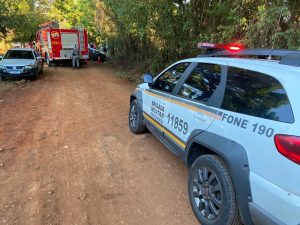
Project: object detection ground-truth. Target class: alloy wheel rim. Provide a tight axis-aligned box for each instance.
[192,167,222,220]
[129,104,137,128]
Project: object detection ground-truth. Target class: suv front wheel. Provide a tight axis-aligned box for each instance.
[188,155,242,225]
[128,99,146,134]
[30,68,39,81]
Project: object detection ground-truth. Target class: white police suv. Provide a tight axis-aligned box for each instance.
[129,48,300,225]
[0,48,43,81]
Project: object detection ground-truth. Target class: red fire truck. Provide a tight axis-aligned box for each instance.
[36,21,89,66]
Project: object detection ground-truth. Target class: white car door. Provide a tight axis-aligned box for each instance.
[142,62,192,139]
[162,61,227,152]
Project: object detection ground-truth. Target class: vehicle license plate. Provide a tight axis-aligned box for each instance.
[9,70,21,74]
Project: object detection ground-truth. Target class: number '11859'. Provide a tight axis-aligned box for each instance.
[167,113,188,135]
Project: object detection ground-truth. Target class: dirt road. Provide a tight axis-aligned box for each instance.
[0,63,199,225]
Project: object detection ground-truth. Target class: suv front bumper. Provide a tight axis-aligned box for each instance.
[0,68,36,78]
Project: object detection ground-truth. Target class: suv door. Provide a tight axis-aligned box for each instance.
[142,62,192,140]
[162,61,227,155]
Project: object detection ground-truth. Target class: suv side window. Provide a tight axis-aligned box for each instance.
[178,63,221,102]
[222,67,294,123]
[153,62,190,93]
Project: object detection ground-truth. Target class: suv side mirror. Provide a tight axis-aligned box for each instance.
[143,73,153,84]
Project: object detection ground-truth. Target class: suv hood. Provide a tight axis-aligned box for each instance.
[0,59,35,66]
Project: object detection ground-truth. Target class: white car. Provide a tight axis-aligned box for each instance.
[0,48,43,81]
[129,48,300,225]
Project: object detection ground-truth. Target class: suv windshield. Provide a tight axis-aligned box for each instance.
[4,50,34,60]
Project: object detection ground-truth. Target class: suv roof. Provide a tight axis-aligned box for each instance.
[9,48,33,51]
[199,48,300,57]
[183,57,300,73]
[198,46,300,67]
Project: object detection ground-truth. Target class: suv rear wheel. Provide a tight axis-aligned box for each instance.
[129,99,146,134]
[188,155,242,225]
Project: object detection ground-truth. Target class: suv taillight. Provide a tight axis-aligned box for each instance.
[275,134,300,165]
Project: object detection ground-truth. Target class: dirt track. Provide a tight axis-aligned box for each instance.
[0,63,199,225]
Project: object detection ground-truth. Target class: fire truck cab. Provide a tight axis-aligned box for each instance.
[36,21,89,66]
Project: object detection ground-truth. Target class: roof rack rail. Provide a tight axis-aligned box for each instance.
[279,53,300,67]
[198,48,300,67]
[199,49,300,58]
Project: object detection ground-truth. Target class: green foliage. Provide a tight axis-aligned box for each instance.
[243,2,300,49]
[100,0,300,74]
[1,0,300,73]
[0,0,49,42]
[0,0,20,38]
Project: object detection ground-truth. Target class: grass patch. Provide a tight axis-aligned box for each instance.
[115,71,141,84]
[111,56,151,85]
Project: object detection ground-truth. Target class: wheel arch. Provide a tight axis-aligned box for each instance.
[130,95,137,103]
[130,88,143,108]
[185,131,254,225]
[129,88,147,133]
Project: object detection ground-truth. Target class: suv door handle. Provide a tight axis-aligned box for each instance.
[193,112,207,122]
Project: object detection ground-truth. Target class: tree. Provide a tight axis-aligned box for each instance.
[1,0,299,72]
[0,0,19,39]
[0,0,49,42]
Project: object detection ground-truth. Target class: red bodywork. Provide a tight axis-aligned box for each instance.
[36,27,89,64]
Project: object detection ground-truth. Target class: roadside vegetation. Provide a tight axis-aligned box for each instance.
[1,0,300,76]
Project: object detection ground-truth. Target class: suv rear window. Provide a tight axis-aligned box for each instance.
[222,67,294,123]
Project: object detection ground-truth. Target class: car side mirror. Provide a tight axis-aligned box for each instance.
[143,73,153,85]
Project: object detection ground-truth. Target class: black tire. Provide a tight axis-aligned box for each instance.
[30,69,38,81]
[0,76,6,81]
[188,155,242,225]
[128,99,146,134]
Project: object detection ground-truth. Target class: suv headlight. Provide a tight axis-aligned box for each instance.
[24,65,34,70]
